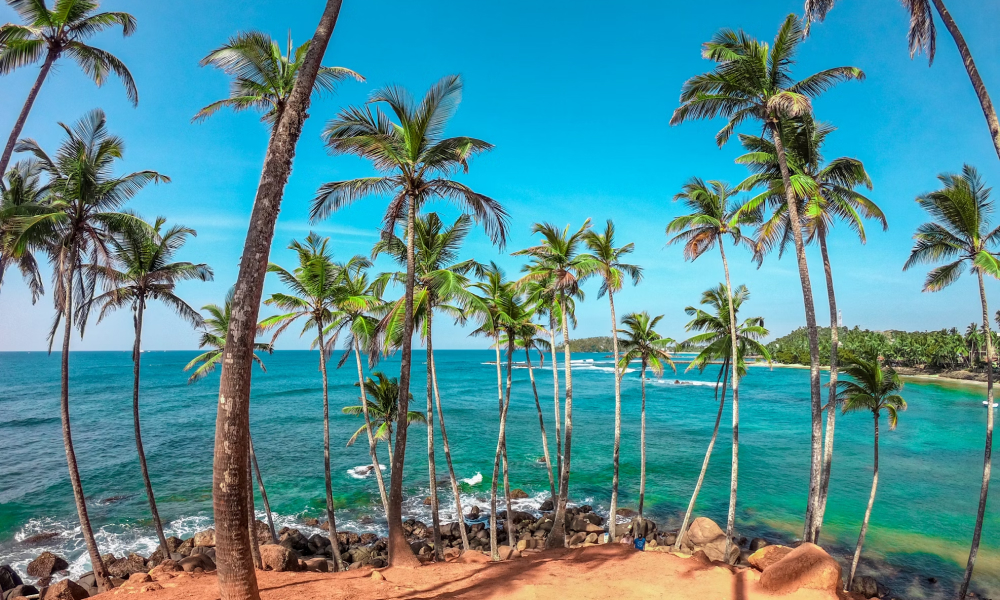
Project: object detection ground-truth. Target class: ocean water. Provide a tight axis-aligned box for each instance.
[0,350,998,598]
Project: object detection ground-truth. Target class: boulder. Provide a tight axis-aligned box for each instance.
[176,538,194,557]
[584,533,599,544]
[148,537,183,563]
[509,489,529,499]
[0,566,23,592]
[178,554,215,573]
[41,580,88,600]
[259,544,298,572]
[850,575,880,599]
[108,553,147,578]
[3,585,37,600]
[568,532,587,546]
[759,543,843,595]
[20,533,60,547]
[301,559,328,573]
[496,546,517,561]
[749,538,769,552]
[279,530,310,555]
[193,529,216,548]
[628,518,656,540]
[539,498,554,512]
[467,506,481,519]
[147,560,181,581]
[359,533,378,545]
[27,552,69,578]
[616,508,638,518]
[748,545,792,571]
[498,510,536,525]
[686,518,724,546]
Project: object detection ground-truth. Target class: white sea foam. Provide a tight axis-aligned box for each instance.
[347,464,387,480]
[461,472,483,486]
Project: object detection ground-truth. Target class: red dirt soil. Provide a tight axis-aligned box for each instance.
[103,545,845,600]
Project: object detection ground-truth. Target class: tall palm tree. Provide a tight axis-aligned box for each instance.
[343,371,424,458]
[582,220,642,540]
[373,212,480,556]
[0,0,138,177]
[259,233,345,571]
[836,354,906,592]
[667,179,747,556]
[87,216,211,557]
[0,159,47,301]
[671,14,865,541]
[617,312,675,523]
[674,285,771,554]
[736,116,887,539]
[804,0,1000,163]
[194,30,362,127]
[514,221,596,548]
[513,327,557,503]
[311,74,507,566]
[11,109,165,593]
[904,165,1000,598]
[209,4,346,596]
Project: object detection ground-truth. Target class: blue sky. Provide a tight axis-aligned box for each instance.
[2,0,1000,351]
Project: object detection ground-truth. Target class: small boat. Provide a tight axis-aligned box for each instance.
[984,401,998,408]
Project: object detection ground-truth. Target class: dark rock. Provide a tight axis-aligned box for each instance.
[279,530,310,554]
[568,532,587,546]
[498,510,535,525]
[20,533,60,547]
[359,533,378,545]
[107,553,147,578]
[178,554,215,573]
[850,575,879,599]
[509,489,529,499]
[27,552,69,578]
[4,584,38,600]
[467,506,481,519]
[0,566,23,592]
[539,499,554,512]
[749,538,769,552]
[148,537,183,563]
[628,517,656,540]
[616,508,638,518]
[336,532,360,546]
[927,577,938,584]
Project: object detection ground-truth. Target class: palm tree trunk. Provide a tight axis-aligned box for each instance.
[638,361,647,519]
[815,230,839,542]
[549,316,562,481]
[503,339,516,545]
[546,293,574,549]
[425,310,443,561]
[718,243,740,561]
[60,257,112,592]
[353,339,390,516]
[429,345,471,552]
[929,0,1000,162]
[675,358,729,551]
[212,3,345,597]
[493,343,512,546]
[958,273,995,599]
[317,326,344,572]
[525,347,556,502]
[132,301,169,555]
[0,51,55,178]
[608,290,623,540]
[248,436,277,543]
[246,453,262,570]
[771,122,824,543]
[490,337,517,560]
[846,415,879,591]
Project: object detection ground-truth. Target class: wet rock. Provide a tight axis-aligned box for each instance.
[27,552,69,578]
[193,529,216,547]
[0,566,23,592]
[260,545,298,572]
[760,543,842,595]
[509,489,529,499]
[42,580,88,600]
[616,508,638,518]
[749,538,769,552]
[539,498,554,512]
[178,554,215,573]
[748,545,792,571]
[423,497,433,506]
[467,506,481,519]
[20,533,60,547]
[359,533,378,545]
[850,575,879,599]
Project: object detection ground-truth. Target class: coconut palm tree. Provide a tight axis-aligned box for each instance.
[0,0,138,177]
[804,0,1000,165]
[259,233,346,571]
[513,327,557,503]
[735,116,887,539]
[674,285,771,555]
[584,220,642,540]
[11,109,165,593]
[836,354,906,592]
[667,179,748,556]
[87,215,211,557]
[194,30,362,127]
[904,165,1000,597]
[343,371,424,459]
[671,14,865,541]
[311,74,507,565]
[0,160,48,302]
[514,221,596,548]
[616,312,675,523]
[209,4,347,595]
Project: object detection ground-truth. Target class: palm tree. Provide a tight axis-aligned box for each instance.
[835,354,906,592]
[87,216,211,557]
[11,109,165,593]
[514,221,596,548]
[513,326,557,503]
[311,74,507,566]
[674,285,771,555]
[0,160,47,301]
[736,116,887,539]
[804,0,1000,164]
[372,212,480,556]
[0,0,138,177]
[670,14,865,541]
[343,371,424,462]
[667,179,747,556]
[259,233,345,571]
[616,312,675,523]
[209,4,345,595]
[584,220,642,540]
[904,165,1000,598]
[194,30,362,127]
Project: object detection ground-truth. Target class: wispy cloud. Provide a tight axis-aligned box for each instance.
[179,214,378,239]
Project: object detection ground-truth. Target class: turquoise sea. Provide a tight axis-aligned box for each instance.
[0,350,997,598]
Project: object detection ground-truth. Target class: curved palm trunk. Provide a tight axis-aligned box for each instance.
[638,361,647,519]
[525,347,556,502]
[212,3,345,597]
[493,343,512,545]
[131,302,169,554]
[248,436,278,543]
[718,243,740,560]
[846,415,879,591]
[675,359,729,551]
[815,230,839,542]
[60,259,112,592]
[425,311,443,561]
[0,51,55,178]
[490,337,517,560]
[959,273,995,599]
[771,123,824,543]
[929,0,1000,162]
[246,453,262,570]
[353,339,390,516]
[608,291,623,540]
[549,317,562,481]
[317,327,344,571]
[429,346,471,552]
[547,293,574,549]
